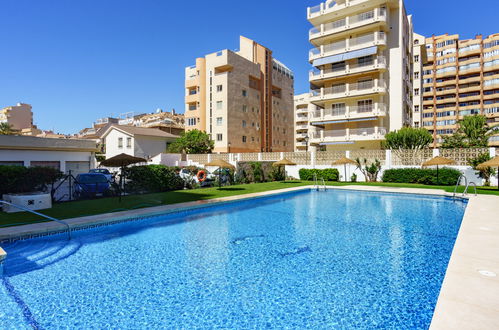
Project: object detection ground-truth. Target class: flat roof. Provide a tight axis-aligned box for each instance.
[0,135,99,152]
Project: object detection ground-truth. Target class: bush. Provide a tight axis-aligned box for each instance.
[0,165,63,196]
[298,168,339,181]
[124,165,184,193]
[382,168,461,186]
[236,162,276,183]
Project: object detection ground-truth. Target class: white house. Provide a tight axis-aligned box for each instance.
[0,135,98,174]
[101,125,179,160]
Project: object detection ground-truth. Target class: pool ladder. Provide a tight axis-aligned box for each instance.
[452,175,477,198]
[0,200,71,239]
[313,174,326,191]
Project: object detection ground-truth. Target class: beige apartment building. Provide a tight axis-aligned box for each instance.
[421,33,499,146]
[307,0,414,151]
[412,33,426,128]
[0,103,33,131]
[184,36,294,153]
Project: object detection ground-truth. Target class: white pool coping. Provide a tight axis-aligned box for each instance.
[0,185,498,328]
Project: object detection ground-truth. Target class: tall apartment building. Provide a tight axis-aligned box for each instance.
[0,103,33,131]
[184,36,295,153]
[307,0,413,150]
[412,33,427,128]
[294,93,320,151]
[421,33,499,146]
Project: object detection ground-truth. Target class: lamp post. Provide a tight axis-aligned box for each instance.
[304,134,309,165]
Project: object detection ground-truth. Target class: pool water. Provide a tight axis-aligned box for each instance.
[0,189,467,329]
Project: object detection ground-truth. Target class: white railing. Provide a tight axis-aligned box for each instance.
[310,32,386,59]
[324,129,347,137]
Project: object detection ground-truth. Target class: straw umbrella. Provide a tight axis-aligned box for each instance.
[273,158,297,181]
[100,153,147,201]
[477,156,499,190]
[205,159,235,188]
[422,156,456,185]
[332,157,357,182]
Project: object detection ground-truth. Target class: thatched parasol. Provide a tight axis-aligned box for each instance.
[273,158,297,181]
[332,157,357,182]
[477,156,499,190]
[100,153,147,201]
[205,159,235,188]
[422,156,456,185]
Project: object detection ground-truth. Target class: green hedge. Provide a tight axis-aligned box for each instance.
[299,168,339,181]
[0,165,63,196]
[124,165,184,193]
[382,168,462,185]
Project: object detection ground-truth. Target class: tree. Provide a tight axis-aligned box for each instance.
[468,153,497,186]
[167,129,214,154]
[441,115,494,148]
[382,127,433,164]
[0,122,14,135]
[356,158,381,182]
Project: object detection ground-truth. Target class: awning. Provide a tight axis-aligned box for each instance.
[313,46,378,67]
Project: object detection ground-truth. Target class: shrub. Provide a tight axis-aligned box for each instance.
[382,168,461,186]
[236,162,276,183]
[298,168,339,181]
[356,158,382,182]
[351,173,357,182]
[0,165,63,196]
[124,165,184,193]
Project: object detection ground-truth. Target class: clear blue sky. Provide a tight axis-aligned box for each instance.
[1,0,497,134]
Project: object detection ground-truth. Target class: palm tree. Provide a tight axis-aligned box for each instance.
[0,122,14,135]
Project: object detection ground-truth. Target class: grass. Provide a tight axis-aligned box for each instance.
[1,181,497,228]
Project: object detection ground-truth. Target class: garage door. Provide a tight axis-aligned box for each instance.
[65,161,90,175]
[30,161,60,169]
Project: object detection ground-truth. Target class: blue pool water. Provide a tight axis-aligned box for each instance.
[0,189,467,329]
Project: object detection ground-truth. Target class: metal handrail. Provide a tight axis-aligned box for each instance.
[313,173,318,190]
[321,178,326,191]
[0,200,71,239]
[464,182,478,196]
[453,175,467,198]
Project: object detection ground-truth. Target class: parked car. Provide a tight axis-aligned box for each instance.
[89,168,113,182]
[74,173,111,198]
[179,168,215,187]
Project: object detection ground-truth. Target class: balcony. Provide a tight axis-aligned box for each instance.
[185,92,200,104]
[295,133,309,140]
[308,0,383,24]
[309,56,386,82]
[296,107,309,114]
[309,32,387,62]
[295,141,308,148]
[310,103,387,123]
[310,126,387,144]
[309,7,387,42]
[296,124,309,132]
[185,77,199,88]
[296,113,309,122]
[310,79,387,104]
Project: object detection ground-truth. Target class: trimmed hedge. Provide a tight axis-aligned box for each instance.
[124,165,184,193]
[0,165,63,196]
[299,168,339,181]
[382,168,461,185]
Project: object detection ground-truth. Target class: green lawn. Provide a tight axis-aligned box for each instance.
[1,181,497,228]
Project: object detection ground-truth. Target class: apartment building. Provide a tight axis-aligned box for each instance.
[412,33,427,128]
[307,0,414,151]
[421,33,499,146]
[294,93,320,151]
[184,36,294,153]
[0,103,33,131]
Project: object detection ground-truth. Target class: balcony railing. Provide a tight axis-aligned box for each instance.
[311,79,386,100]
[310,56,386,81]
[309,32,386,61]
[312,103,387,119]
[311,126,387,142]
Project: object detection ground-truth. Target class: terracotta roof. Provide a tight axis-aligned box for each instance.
[107,125,179,138]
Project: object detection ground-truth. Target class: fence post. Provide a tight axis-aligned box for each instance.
[311,150,316,168]
[280,152,284,160]
[433,148,440,157]
[490,147,496,158]
[207,154,212,163]
[258,153,262,161]
[385,150,391,169]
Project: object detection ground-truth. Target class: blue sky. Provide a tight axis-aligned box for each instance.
[1,0,497,134]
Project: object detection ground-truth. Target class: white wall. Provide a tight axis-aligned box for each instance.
[0,150,95,173]
[105,129,134,159]
[150,153,188,167]
[134,136,171,159]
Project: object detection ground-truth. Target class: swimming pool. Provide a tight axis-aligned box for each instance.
[0,189,467,328]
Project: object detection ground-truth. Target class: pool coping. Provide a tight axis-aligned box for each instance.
[0,185,498,328]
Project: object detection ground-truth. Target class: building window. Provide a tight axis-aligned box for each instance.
[126,137,132,148]
[242,120,247,128]
[414,55,419,63]
[414,88,420,96]
[216,117,223,126]
[216,134,223,141]
[414,121,420,127]
[187,118,197,126]
[242,90,247,97]
[216,101,223,110]
[357,99,373,113]
[216,85,223,92]
[188,104,196,111]
[242,136,247,143]
[415,105,420,112]
[414,72,419,79]
[118,137,123,148]
[242,105,247,112]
